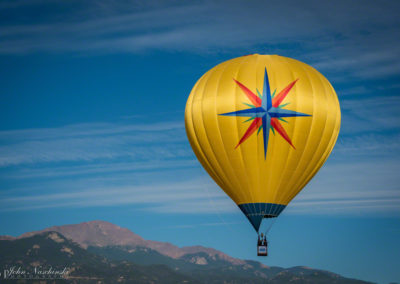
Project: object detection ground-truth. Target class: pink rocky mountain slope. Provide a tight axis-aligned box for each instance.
[11,220,245,265]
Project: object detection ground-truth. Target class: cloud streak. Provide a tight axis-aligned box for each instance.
[0,117,399,216]
[0,120,189,167]
[338,95,400,135]
[288,159,400,216]
[1,151,399,216]
[0,178,234,214]
[0,0,399,84]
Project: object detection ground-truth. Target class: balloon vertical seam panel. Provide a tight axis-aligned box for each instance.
[283,61,341,205]
[185,72,228,194]
[277,58,324,205]
[185,54,340,222]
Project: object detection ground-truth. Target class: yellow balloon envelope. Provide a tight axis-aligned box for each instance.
[185,54,341,232]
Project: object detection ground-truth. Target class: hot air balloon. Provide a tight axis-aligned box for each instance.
[184,54,340,256]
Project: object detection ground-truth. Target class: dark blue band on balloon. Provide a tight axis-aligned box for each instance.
[238,203,286,232]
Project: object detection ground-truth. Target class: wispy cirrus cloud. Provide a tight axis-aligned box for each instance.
[0,120,189,167]
[310,49,400,80]
[0,178,233,213]
[0,2,398,52]
[0,121,183,142]
[0,118,399,216]
[289,159,400,216]
[1,0,399,84]
[2,158,399,216]
[335,133,400,158]
[338,95,400,135]
[3,160,198,180]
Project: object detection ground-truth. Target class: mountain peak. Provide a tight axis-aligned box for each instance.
[0,220,374,284]
[7,220,243,266]
[82,220,121,227]
[18,220,146,248]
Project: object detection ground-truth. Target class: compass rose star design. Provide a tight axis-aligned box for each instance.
[219,68,311,159]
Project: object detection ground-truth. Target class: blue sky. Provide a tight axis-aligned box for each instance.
[0,0,399,283]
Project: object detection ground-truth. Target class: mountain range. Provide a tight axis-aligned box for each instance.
[0,220,373,284]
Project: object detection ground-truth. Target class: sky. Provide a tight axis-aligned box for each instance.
[0,0,399,283]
